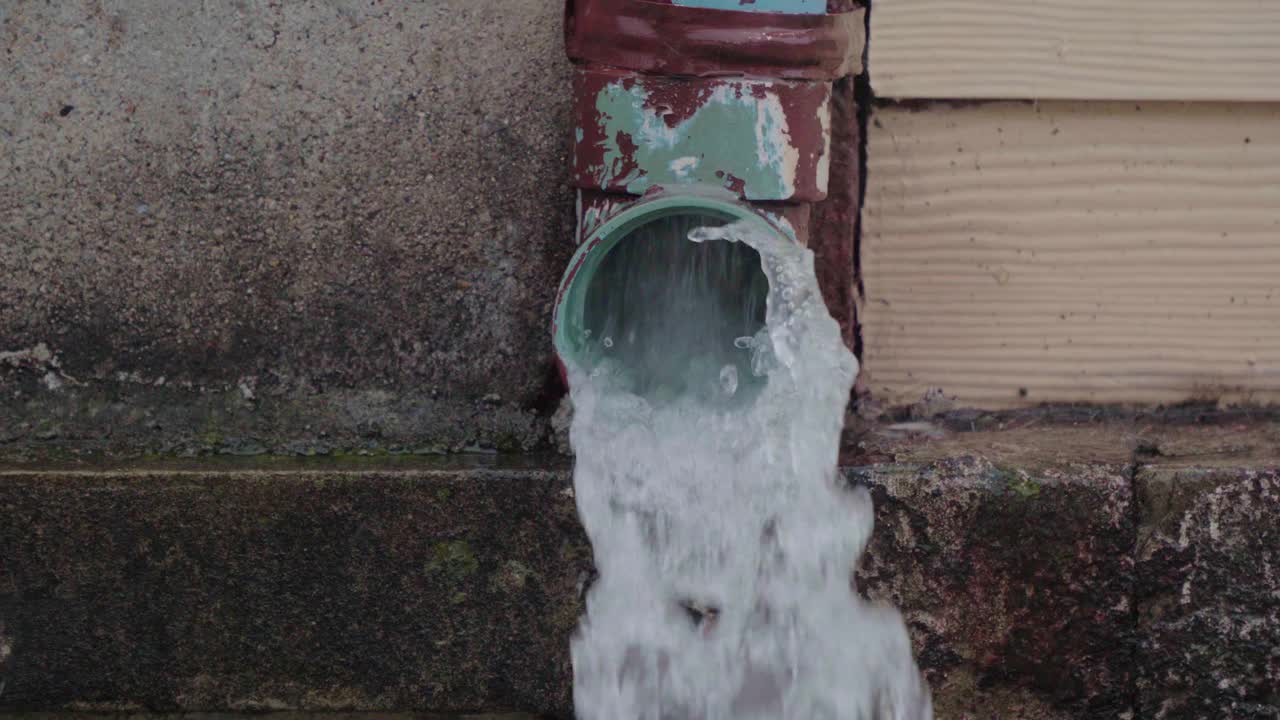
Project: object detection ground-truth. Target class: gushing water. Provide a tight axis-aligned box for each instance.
[567,216,931,720]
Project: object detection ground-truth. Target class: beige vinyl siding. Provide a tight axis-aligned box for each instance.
[869,0,1280,101]
[861,101,1280,408]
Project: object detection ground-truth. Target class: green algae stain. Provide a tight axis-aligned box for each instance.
[427,540,480,583]
[1010,475,1043,500]
[987,466,1043,500]
[593,80,798,200]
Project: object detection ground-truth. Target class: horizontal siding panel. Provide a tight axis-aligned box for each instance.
[870,0,1280,101]
[862,101,1280,408]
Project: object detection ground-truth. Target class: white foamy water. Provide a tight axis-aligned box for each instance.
[566,217,931,720]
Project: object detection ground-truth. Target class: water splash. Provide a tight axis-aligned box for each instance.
[567,217,931,720]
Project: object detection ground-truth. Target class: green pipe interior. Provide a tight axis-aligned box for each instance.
[555,195,781,402]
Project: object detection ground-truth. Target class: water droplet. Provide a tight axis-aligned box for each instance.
[603,336,614,348]
[734,336,755,349]
[687,225,726,244]
[719,364,738,396]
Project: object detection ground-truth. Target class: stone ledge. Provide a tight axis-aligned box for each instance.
[1133,424,1280,720]
[852,454,1134,719]
[0,465,587,718]
[1,422,1276,718]
[0,715,535,720]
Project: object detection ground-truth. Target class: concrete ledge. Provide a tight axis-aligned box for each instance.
[1,423,1276,718]
[853,455,1133,718]
[0,716,535,720]
[0,715,535,720]
[1133,425,1280,719]
[0,462,586,717]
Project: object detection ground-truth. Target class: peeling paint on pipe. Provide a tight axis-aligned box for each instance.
[565,0,865,80]
[558,0,867,364]
[572,69,832,202]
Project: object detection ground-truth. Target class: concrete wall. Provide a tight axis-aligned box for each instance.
[1,1,574,460]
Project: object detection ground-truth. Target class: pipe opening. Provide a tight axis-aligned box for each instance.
[557,202,776,406]
[584,212,768,403]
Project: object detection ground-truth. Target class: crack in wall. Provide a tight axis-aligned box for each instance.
[851,0,873,397]
[1123,453,1147,720]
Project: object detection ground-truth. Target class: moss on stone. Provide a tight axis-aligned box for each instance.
[427,540,480,582]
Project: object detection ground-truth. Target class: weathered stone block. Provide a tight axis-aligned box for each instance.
[0,464,587,716]
[1136,439,1280,719]
[851,428,1136,719]
[0,715,533,720]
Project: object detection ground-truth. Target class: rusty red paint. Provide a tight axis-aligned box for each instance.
[808,76,860,354]
[640,83,717,129]
[577,189,635,242]
[571,67,831,202]
[566,0,862,81]
[650,0,862,10]
[570,71,640,187]
[614,130,639,161]
[757,202,812,246]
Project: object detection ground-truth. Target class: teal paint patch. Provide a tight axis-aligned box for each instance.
[670,0,826,14]
[593,80,800,200]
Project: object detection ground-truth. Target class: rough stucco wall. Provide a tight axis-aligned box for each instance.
[0,1,575,459]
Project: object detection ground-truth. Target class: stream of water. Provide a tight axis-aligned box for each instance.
[566,216,931,719]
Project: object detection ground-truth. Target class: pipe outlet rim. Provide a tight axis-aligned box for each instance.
[552,193,781,375]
